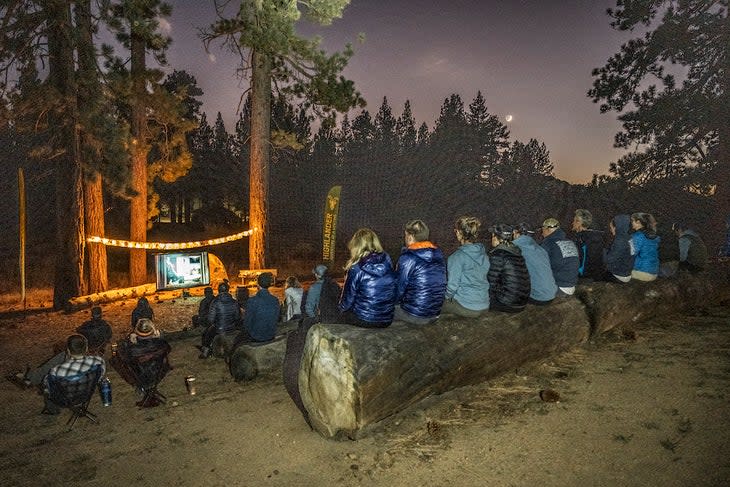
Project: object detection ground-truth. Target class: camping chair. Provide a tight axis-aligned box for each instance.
[112,341,171,408]
[44,364,103,429]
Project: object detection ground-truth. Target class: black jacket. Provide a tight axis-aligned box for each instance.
[488,243,530,312]
[575,229,606,280]
[208,292,241,334]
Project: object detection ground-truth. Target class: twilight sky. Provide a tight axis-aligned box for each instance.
[160,0,632,183]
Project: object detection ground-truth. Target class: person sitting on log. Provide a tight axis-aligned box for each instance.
[232,272,280,347]
[540,217,580,297]
[513,222,557,305]
[130,297,154,330]
[283,276,304,322]
[630,212,661,282]
[199,282,241,359]
[602,214,634,283]
[338,228,397,328]
[571,209,606,281]
[442,216,490,318]
[192,287,215,328]
[304,264,341,324]
[394,219,447,325]
[76,306,113,355]
[671,222,708,274]
[487,224,530,313]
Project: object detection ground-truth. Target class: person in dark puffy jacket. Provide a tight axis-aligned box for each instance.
[603,214,634,282]
[487,224,530,313]
[130,297,154,330]
[199,282,241,358]
[338,228,397,327]
[540,217,579,296]
[394,219,447,324]
[572,209,606,281]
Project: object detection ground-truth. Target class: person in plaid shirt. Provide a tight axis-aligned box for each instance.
[42,335,106,415]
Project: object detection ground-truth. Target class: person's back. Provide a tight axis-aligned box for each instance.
[675,226,708,273]
[284,277,304,322]
[194,287,215,327]
[208,289,241,335]
[488,226,530,313]
[513,232,557,303]
[76,306,112,351]
[575,229,605,280]
[244,273,280,342]
[131,297,154,329]
[540,219,579,294]
[604,214,634,282]
[340,251,397,325]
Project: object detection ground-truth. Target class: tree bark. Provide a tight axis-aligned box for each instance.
[47,0,85,309]
[248,48,272,269]
[129,29,148,285]
[84,175,108,293]
[299,300,590,439]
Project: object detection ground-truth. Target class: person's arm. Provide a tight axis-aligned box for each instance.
[396,254,413,301]
[445,252,461,300]
[678,236,690,262]
[305,282,322,317]
[338,269,358,312]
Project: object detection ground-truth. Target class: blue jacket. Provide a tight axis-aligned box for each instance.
[244,288,280,342]
[396,242,447,318]
[208,292,241,334]
[339,252,397,324]
[631,231,660,275]
[604,214,634,278]
[446,242,490,311]
[513,235,557,301]
[540,228,579,288]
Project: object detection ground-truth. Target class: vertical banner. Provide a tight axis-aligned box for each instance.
[18,167,26,310]
[322,185,342,267]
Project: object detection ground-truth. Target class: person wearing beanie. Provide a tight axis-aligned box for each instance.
[512,222,557,305]
[235,272,280,345]
[199,282,241,358]
[540,217,580,296]
[487,224,530,313]
[76,306,113,353]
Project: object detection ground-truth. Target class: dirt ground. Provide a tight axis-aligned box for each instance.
[0,291,729,487]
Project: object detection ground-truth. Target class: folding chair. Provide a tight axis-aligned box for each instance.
[45,364,103,429]
[112,340,171,408]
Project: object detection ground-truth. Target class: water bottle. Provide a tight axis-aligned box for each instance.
[100,377,112,406]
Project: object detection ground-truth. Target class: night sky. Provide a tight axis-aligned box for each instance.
[159,1,631,183]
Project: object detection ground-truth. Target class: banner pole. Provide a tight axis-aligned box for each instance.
[322,185,342,269]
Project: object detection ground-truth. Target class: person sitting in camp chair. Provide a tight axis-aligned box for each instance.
[42,334,106,425]
[112,319,172,408]
[76,306,113,356]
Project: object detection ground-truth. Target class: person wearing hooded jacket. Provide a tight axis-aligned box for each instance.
[540,218,580,296]
[572,209,606,280]
[512,223,557,304]
[442,216,490,317]
[603,214,634,282]
[487,224,530,313]
[394,220,447,324]
[338,228,397,328]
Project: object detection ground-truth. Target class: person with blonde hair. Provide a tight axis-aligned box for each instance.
[338,228,397,327]
[630,212,660,281]
[442,216,490,317]
[283,276,304,322]
[394,219,447,324]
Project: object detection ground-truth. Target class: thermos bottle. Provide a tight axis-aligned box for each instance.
[100,377,112,406]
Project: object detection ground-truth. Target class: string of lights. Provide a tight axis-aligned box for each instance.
[86,228,256,250]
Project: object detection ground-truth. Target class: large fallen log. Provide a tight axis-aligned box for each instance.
[298,268,730,440]
[298,299,590,439]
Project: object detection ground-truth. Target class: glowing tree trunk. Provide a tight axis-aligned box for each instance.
[84,175,108,293]
[129,32,148,285]
[248,49,272,269]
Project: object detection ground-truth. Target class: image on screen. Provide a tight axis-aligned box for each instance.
[155,252,210,290]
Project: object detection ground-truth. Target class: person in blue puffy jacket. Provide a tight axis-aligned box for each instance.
[338,228,397,328]
[630,212,660,281]
[394,220,447,324]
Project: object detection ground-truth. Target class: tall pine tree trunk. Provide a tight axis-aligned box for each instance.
[715,10,730,250]
[129,31,148,285]
[77,0,108,293]
[249,48,272,269]
[47,0,85,309]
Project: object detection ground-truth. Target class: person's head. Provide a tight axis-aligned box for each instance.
[671,221,691,236]
[134,318,158,339]
[67,334,88,356]
[218,281,230,294]
[204,286,214,298]
[285,276,301,289]
[404,219,429,245]
[490,223,514,247]
[631,212,657,236]
[313,264,328,279]
[137,296,149,308]
[346,228,384,269]
[454,216,481,244]
[541,218,560,238]
[572,209,593,231]
[257,272,274,289]
[513,222,535,239]
[91,306,102,320]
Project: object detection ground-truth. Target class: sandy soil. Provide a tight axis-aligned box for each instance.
[0,292,729,487]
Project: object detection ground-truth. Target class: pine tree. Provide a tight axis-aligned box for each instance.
[396,100,417,154]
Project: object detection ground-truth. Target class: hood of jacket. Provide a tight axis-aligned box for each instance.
[359,251,393,277]
[402,241,444,264]
[612,214,631,237]
[543,227,568,243]
[491,242,522,256]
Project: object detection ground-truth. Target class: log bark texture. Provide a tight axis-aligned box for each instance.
[299,299,590,439]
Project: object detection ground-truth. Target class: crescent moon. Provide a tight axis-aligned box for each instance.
[505,115,513,122]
